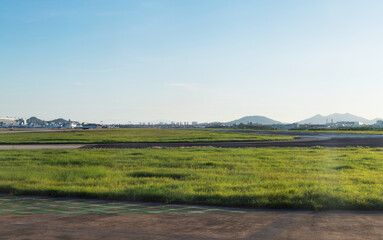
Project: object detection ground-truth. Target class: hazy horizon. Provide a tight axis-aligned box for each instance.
[1,112,382,125]
[2,0,383,123]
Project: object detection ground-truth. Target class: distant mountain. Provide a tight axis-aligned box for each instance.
[227,116,282,125]
[26,117,45,125]
[50,118,71,124]
[298,113,380,125]
[27,117,74,125]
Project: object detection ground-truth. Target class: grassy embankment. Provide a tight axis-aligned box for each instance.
[0,128,294,144]
[0,147,382,210]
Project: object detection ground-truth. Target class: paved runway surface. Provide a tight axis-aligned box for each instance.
[0,129,67,134]
[0,144,86,150]
[84,137,383,149]
[0,195,382,240]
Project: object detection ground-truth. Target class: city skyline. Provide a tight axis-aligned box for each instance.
[2,0,383,123]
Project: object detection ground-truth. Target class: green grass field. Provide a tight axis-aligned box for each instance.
[0,128,294,144]
[0,147,382,210]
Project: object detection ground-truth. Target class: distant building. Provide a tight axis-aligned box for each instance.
[64,120,77,129]
[335,121,363,127]
[0,118,17,126]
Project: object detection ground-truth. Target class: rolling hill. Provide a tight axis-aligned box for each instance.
[227,116,282,125]
[298,113,380,125]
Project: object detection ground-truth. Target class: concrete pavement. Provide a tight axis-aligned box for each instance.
[0,211,382,239]
[0,144,87,150]
[0,195,382,239]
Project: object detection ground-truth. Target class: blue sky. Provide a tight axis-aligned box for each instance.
[1,0,383,123]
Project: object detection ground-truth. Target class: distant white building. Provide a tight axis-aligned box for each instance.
[335,121,364,127]
[0,118,17,125]
[64,120,77,129]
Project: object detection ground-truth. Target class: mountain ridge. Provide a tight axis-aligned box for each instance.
[227,116,282,125]
[26,117,75,125]
[298,113,380,125]
[227,113,382,125]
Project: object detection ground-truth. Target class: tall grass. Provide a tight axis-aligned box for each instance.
[0,147,382,210]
